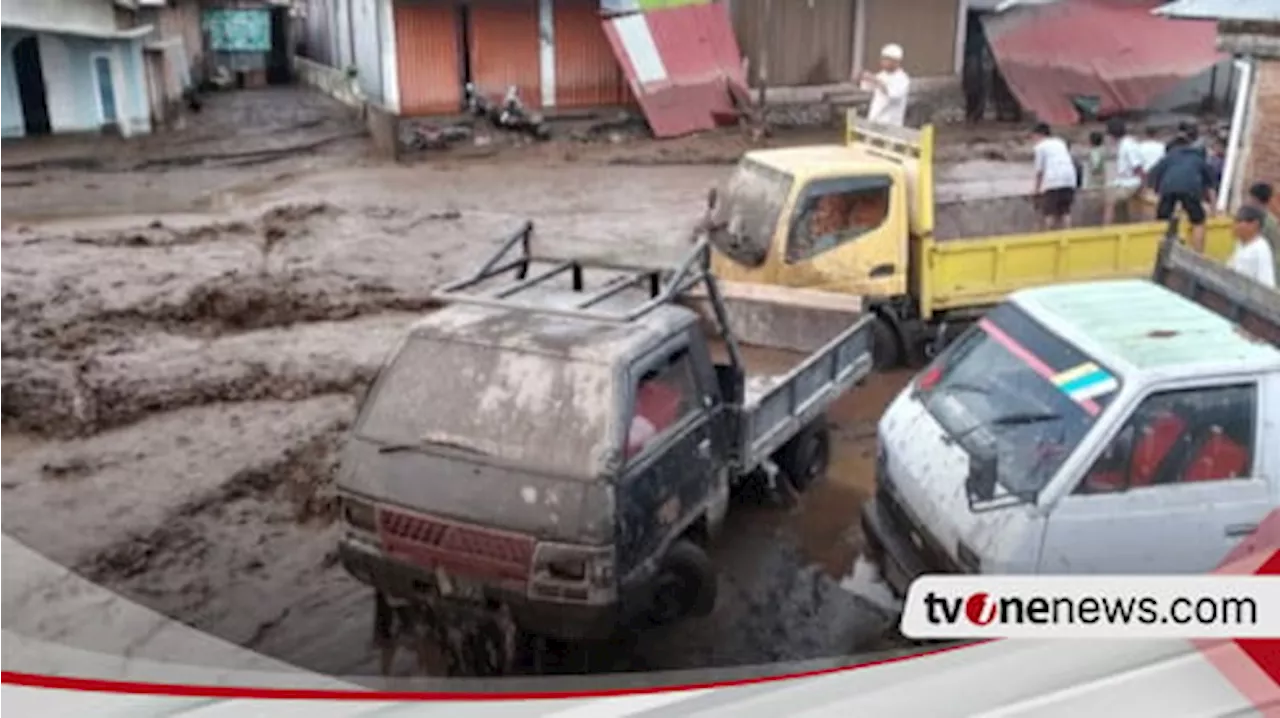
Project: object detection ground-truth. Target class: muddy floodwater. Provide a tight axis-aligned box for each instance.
[0,90,948,678]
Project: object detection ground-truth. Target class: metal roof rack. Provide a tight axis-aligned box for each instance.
[431,221,745,367]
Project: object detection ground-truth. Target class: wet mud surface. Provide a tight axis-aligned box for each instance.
[1,88,935,678]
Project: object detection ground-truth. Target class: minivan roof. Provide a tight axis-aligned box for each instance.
[1011,279,1280,374]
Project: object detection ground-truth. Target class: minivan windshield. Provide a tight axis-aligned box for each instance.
[915,303,1122,499]
[707,158,793,267]
[354,335,617,479]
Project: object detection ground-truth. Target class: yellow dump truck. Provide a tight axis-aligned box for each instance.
[705,113,1236,368]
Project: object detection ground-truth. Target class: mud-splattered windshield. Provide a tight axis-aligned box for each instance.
[915,303,1121,499]
[707,158,794,267]
[354,335,618,479]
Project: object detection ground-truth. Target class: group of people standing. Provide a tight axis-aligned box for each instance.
[1033,119,1276,288]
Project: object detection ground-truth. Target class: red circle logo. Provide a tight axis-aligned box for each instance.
[965,592,997,625]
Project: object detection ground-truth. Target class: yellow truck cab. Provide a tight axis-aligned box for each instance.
[705,113,1237,368]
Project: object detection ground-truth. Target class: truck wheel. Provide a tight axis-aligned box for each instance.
[872,315,903,370]
[778,417,831,492]
[647,539,717,626]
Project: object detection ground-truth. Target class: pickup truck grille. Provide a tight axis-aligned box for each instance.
[377,507,535,581]
[875,455,962,576]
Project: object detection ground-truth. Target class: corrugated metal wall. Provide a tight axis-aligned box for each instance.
[861,0,958,77]
[468,0,542,107]
[300,0,337,66]
[731,0,855,86]
[553,0,629,107]
[394,1,462,115]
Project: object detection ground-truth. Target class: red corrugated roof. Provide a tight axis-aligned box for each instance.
[603,4,748,138]
[983,0,1225,125]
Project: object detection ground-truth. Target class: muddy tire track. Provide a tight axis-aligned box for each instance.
[2,313,413,437]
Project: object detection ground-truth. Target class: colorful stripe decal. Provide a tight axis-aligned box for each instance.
[978,318,1102,416]
[1052,362,1119,403]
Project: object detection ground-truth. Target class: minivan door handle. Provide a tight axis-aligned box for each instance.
[1225,523,1259,538]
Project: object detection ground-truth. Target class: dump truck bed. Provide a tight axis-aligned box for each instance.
[841,114,1240,321]
[1153,236,1280,349]
[693,281,874,473]
[735,314,872,472]
[916,216,1236,319]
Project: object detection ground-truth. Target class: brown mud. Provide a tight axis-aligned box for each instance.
[1,87,954,678]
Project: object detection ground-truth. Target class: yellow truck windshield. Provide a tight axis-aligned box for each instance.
[708,158,793,267]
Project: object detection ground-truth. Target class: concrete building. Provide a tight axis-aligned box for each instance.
[1157,0,1280,208]
[732,0,969,88]
[113,0,205,128]
[2,0,154,138]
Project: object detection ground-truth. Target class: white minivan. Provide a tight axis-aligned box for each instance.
[863,241,1280,593]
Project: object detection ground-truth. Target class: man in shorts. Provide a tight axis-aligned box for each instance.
[1031,123,1078,230]
[1148,136,1217,251]
[1104,119,1147,224]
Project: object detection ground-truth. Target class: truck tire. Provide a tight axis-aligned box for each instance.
[647,539,717,626]
[872,314,904,370]
[778,417,831,493]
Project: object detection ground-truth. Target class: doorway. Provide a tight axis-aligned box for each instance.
[13,36,51,136]
[92,54,119,129]
[267,6,291,85]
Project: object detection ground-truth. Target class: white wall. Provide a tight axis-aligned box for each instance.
[333,0,353,70]
[0,0,118,35]
[351,0,381,101]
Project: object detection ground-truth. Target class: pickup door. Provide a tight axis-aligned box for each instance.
[1037,377,1278,574]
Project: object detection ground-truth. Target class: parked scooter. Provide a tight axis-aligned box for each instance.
[466,83,551,141]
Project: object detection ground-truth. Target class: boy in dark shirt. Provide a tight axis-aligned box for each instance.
[1148,136,1217,251]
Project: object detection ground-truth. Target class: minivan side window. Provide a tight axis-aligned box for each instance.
[626,349,700,460]
[786,176,891,263]
[1076,384,1256,495]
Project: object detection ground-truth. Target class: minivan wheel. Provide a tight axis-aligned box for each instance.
[647,539,717,626]
[778,418,831,492]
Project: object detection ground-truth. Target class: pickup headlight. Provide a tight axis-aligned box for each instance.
[342,496,377,533]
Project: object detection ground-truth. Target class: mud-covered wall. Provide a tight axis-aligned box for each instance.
[934,189,1107,241]
[294,55,363,108]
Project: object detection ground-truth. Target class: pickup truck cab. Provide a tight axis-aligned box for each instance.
[336,223,873,674]
[864,239,1280,593]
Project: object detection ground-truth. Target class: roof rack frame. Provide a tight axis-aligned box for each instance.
[431,221,746,368]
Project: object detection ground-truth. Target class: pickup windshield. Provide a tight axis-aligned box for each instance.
[915,303,1121,499]
[707,158,793,267]
[354,335,617,479]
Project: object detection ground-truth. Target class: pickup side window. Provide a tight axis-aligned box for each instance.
[626,349,700,461]
[786,176,892,263]
[1077,384,1256,495]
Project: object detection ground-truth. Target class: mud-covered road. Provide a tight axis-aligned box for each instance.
[0,89,936,678]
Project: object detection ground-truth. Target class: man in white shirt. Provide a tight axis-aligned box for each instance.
[1228,205,1277,289]
[1031,123,1078,230]
[860,44,910,127]
[1104,119,1147,225]
[1138,125,1166,172]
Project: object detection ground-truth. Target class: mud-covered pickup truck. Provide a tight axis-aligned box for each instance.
[865,237,1280,595]
[336,223,874,674]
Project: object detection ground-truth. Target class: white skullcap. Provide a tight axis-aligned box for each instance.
[881,44,904,60]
